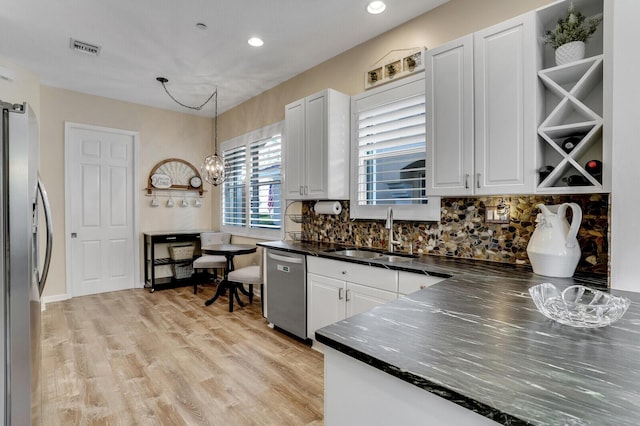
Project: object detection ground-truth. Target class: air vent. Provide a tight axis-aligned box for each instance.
[69,38,101,56]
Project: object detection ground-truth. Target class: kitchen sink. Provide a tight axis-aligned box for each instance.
[327,249,417,263]
[329,249,384,259]
[377,255,414,263]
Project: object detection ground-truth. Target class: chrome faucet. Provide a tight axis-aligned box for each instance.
[385,207,402,253]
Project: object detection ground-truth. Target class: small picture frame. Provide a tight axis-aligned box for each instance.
[367,67,383,86]
[385,60,402,79]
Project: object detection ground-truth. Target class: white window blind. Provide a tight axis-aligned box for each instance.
[350,73,441,221]
[357,94,426,205]
[221,122,283,239]
[222,145,247,228]
[249,135,282,230]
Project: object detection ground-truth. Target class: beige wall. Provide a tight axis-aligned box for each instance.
[40,86,215,298]
[0,54,40,119]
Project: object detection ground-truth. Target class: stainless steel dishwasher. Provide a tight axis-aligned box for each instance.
[265,249,307,340]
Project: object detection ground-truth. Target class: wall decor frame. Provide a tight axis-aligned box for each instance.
[146,158,205,196]
[365,47,426,90]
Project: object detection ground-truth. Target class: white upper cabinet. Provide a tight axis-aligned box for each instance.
[284,89,350,200]
[425,13,537,196]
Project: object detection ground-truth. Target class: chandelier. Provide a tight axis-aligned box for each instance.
[156,77,227,186]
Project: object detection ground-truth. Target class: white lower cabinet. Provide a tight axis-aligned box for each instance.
[307,257,397,340]
[307,273,344,339]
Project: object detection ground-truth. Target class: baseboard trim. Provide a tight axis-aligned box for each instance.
[42,293,71,307]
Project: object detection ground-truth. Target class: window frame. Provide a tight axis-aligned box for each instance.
[220,121,284,240]
[350,72,441,221]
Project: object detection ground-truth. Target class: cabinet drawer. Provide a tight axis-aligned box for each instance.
[152,234,200,243]
[308,257,397,293]
[398,271,446,295]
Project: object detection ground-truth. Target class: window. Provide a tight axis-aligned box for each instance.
[221,122,283,239]
[350,73,440,221]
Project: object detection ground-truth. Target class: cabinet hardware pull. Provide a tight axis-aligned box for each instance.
[346,289,351,302]
[166,237,177,240]
[476,173,481,189]
[300,186,303,195]
[464,173,470,189]
[338,288,344,300]
[420,285,426,289]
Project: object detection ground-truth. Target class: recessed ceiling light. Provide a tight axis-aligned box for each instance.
[248,37,264,47]
[367,1,386,14]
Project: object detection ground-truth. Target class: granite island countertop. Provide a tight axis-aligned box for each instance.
[259,240,638,425]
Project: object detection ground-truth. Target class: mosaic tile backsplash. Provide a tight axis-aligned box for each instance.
[301,194,609,274]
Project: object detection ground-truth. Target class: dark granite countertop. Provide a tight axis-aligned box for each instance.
[258,240,638,425]
[257,240,605,288]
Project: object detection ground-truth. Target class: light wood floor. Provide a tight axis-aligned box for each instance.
[40,285,324,425]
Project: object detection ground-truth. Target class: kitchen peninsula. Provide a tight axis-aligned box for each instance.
[260,241,638,425]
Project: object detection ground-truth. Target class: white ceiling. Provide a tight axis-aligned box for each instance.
[0,0,448,117]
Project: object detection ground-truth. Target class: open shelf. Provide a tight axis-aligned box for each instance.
[536,54,604,193]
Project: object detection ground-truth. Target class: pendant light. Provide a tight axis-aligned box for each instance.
[200,89,228,186]
[155,76,227,186]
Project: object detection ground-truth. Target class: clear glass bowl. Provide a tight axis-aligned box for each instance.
[529,283,631,328]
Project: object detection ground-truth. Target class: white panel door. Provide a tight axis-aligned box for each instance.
[346,282,397,319]
[307,273,344,339]
[284,99,305,198]
[67,124,136,296]
[305,91,328,198]
[473,13,536,194]
[425,34,475,196]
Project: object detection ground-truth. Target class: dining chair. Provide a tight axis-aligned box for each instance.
[227,260,264,312]
[192,232,231,294]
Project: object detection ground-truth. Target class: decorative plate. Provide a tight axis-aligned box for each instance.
[150,173,172,189]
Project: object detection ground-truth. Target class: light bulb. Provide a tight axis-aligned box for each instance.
[201,154,228,186]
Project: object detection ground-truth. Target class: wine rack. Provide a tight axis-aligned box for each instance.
[536,55,604,193]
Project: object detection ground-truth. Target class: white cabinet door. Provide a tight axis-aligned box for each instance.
[307,273,345,339]
[473,13,536,195]
[305,92,328,198]
[426,34,475,196]
[284,99,305,198]
[346,282,397,319]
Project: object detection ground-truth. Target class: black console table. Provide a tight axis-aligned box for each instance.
[143,230,211,292]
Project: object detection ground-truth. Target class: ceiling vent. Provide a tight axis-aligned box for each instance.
[69,38,101,56]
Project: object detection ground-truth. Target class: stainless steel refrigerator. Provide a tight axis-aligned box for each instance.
[0,101,52,425]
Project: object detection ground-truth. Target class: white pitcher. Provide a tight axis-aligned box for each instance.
[526,203,582,278]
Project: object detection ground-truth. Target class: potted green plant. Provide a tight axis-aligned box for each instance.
[543,5,602,66]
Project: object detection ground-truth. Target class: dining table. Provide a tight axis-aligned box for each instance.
[201,243,257,312]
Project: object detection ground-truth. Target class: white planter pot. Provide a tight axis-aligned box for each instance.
[555,41,586,66]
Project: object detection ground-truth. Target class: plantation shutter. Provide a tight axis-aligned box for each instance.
[222,145,246,227]
[350,74,440,221]
[356,93,427,205]
[249,134,282,230]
